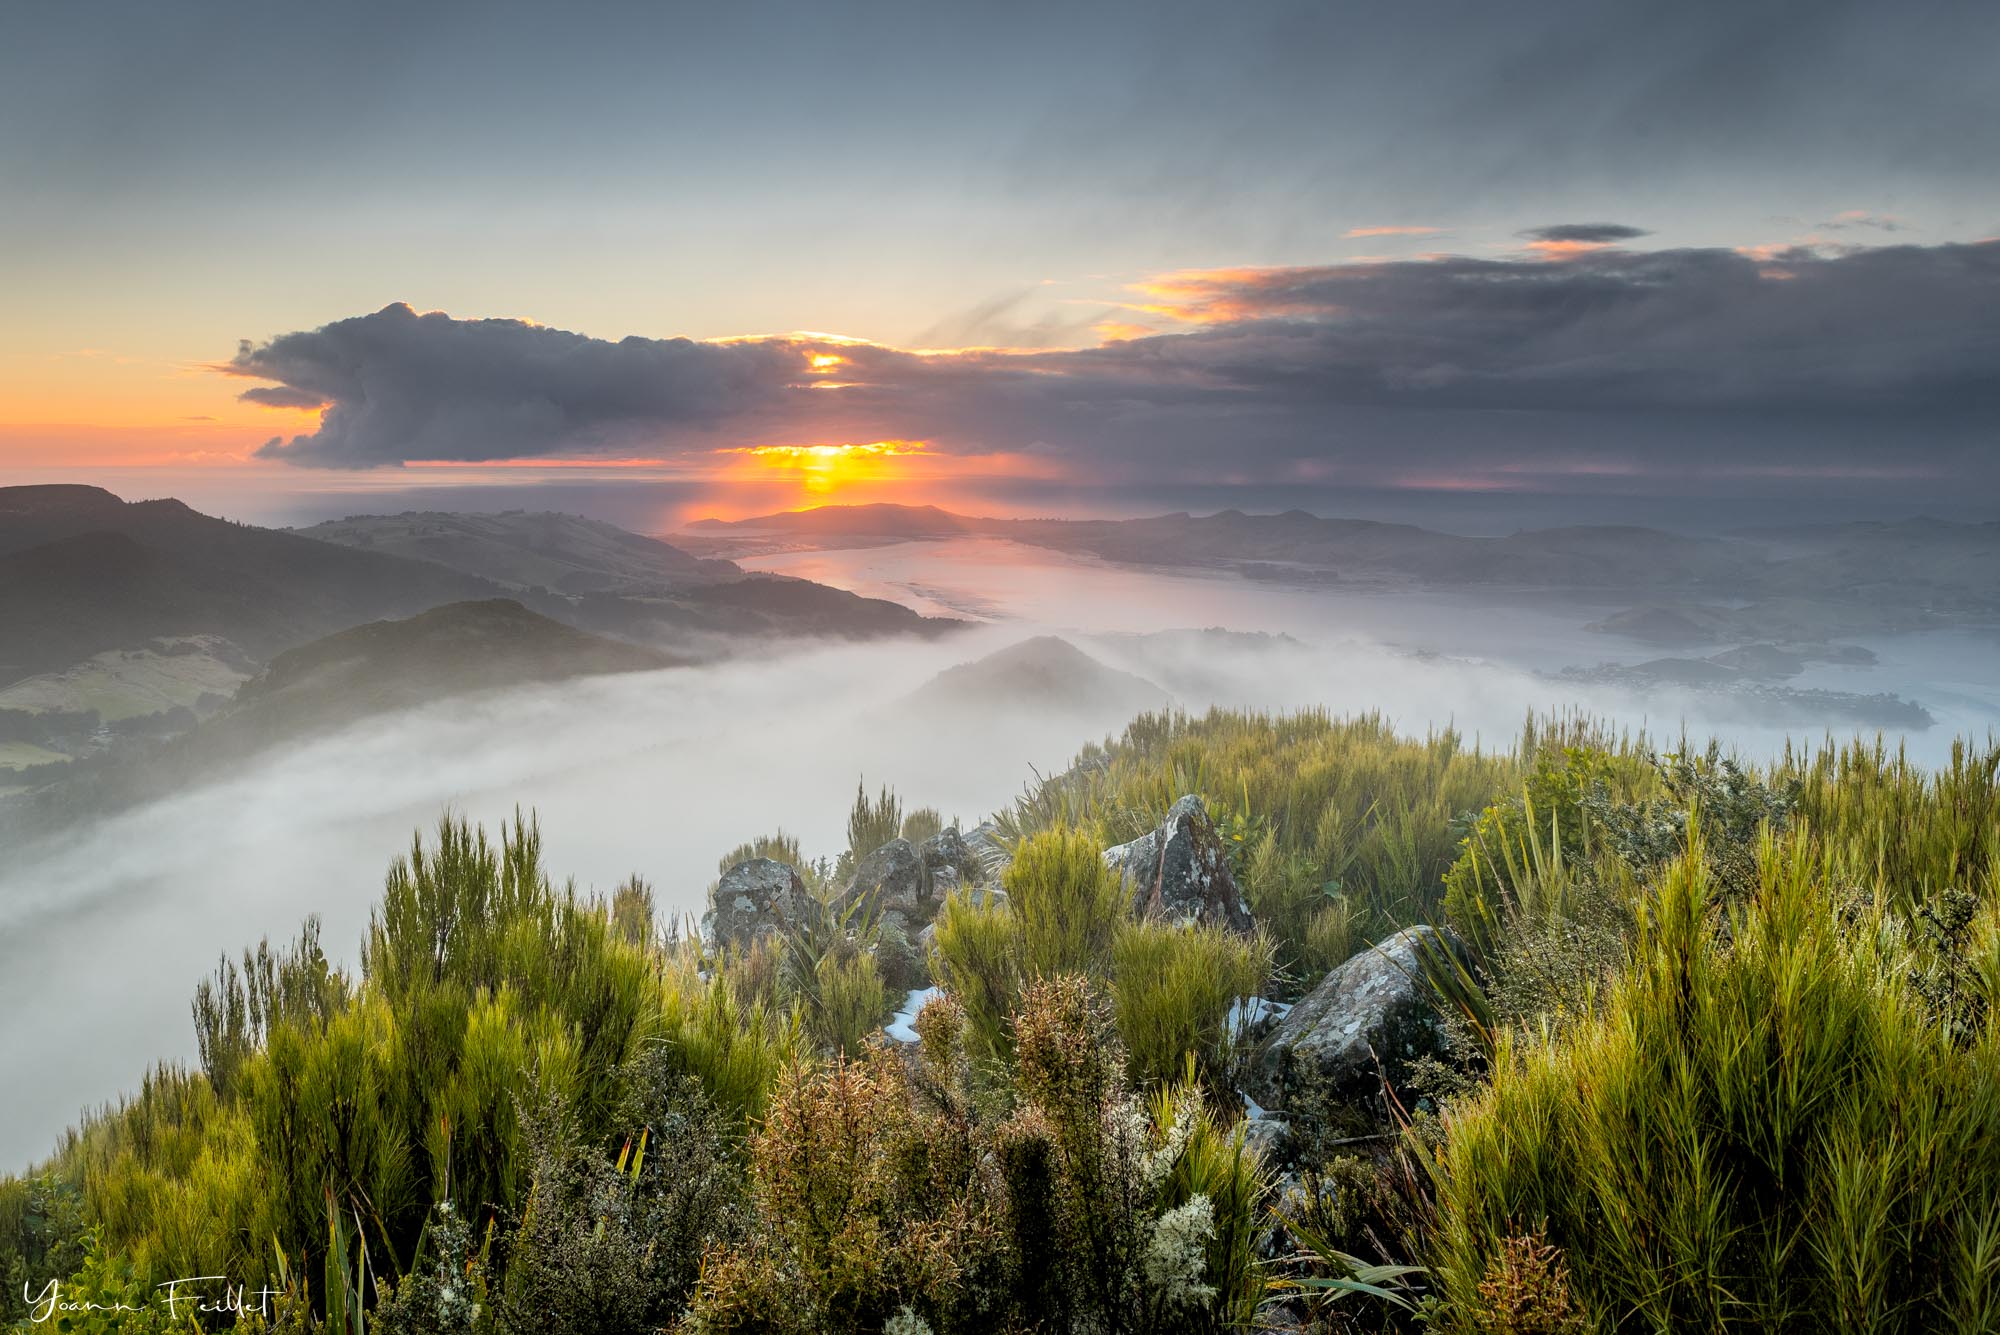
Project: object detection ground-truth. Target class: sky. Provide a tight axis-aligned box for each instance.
[3,0,1997,527]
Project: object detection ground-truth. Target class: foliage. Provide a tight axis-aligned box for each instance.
[845,779,904,873]
[929,825,1125,1064]
[608,876,656,948]
[683,977,1269,1335]
[1439,745,1654,966]
[900,807,945,846]
[770,883,893,1057]
[929,890,1021,1065]
[1006,826,1127,981]
[1430,828,2000,1332]
[995,709,1535,995]
[25,713,2000,1334]
[488,1055,745,1335]
[192,915,349,1104]
[1110,921,1266,1090]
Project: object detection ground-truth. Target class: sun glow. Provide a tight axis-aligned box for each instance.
[728,440,930,494]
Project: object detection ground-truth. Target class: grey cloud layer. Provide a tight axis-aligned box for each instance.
[238,306,807,467]
[236,241,2000,489]
[1518,223,1652,244]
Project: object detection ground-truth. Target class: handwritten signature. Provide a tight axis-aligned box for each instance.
[23,1276,283,1324]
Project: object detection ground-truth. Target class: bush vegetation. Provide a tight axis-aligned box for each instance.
[6,712,1999,1334]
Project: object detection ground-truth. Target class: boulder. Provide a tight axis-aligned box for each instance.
[930,865,965,901]
[704,858,807,950]
[1245,926,1456,1114]
[841,837,931,931]
[963,820,1012,881]
[1242,1116,1294,1166]
[919,825,983,886]
[1102,794,1254,933]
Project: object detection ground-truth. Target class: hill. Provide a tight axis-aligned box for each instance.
[683,502,971,545]
[0,488,958,699]
[223,598,674,743]
[673,503,1758,591]
[901,635,1169,721]
[0,486,500,686]
[297,510,738,594]
[676,502,2000,642]
[3,601,679,822]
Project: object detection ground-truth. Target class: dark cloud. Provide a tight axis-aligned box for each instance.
[1518,223,1651,244]
[230,243,2000,494]
[1067,243,2000,413]
[238,385,328,410]
[235,304,808,468]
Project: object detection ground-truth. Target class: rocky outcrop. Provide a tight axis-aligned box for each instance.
[919,825,983,886]
[841,837,931,932]
[963,820,1012,881]
[704,858,808,950]
[1102,794,1254,934]
[1244,926,1456,1113]
[930,865,965,901]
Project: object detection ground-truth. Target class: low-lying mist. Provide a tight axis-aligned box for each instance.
[1,587,1986,1168]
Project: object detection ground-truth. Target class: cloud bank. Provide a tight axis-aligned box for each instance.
[232,240,2000,493]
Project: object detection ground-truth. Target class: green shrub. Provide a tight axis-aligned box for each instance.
[1430,829,2000,1332]
[1006,826,1126,979]
[717,830,806,877]
[900,807,945,846]
[1110,921,1266,1089]
[928,825,1127,1065]
[609,875,656,947]
[814,950,892,1058]
[1005,975,1268,1333]
[996,709,1535,941]
[930,891,1021,1063]
[845,779,904,869]
[489,1055,745,1335]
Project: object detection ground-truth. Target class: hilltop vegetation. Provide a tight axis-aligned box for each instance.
[5,711,1999,1332]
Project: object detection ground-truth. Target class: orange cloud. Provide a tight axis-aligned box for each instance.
[1130,267,1299,323]
[1522,238,1614,259]
[1093,320,1156,343]
[1343,225,1442,238]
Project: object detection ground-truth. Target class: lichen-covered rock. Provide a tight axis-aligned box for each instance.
[1245,926,1456,1114]
[1102,794,1254,933]
[919,826,982,886]
[1242,1115,1294,1167]
[841,837,931,931]
[930,865,964,901]
[703,858,807,950]
[963,820,1012,881]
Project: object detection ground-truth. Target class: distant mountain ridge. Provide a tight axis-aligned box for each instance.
[288,506,958,649]
[675,502,2000,636]
[676,503,1755,588]
[0,487,956,696]
[297,510,740,594]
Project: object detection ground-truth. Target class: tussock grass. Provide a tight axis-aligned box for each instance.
[1431,824,2000,1332]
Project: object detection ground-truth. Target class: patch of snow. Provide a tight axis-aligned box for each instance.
[1226,994,1291,1039]
[885,986,943,1043]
